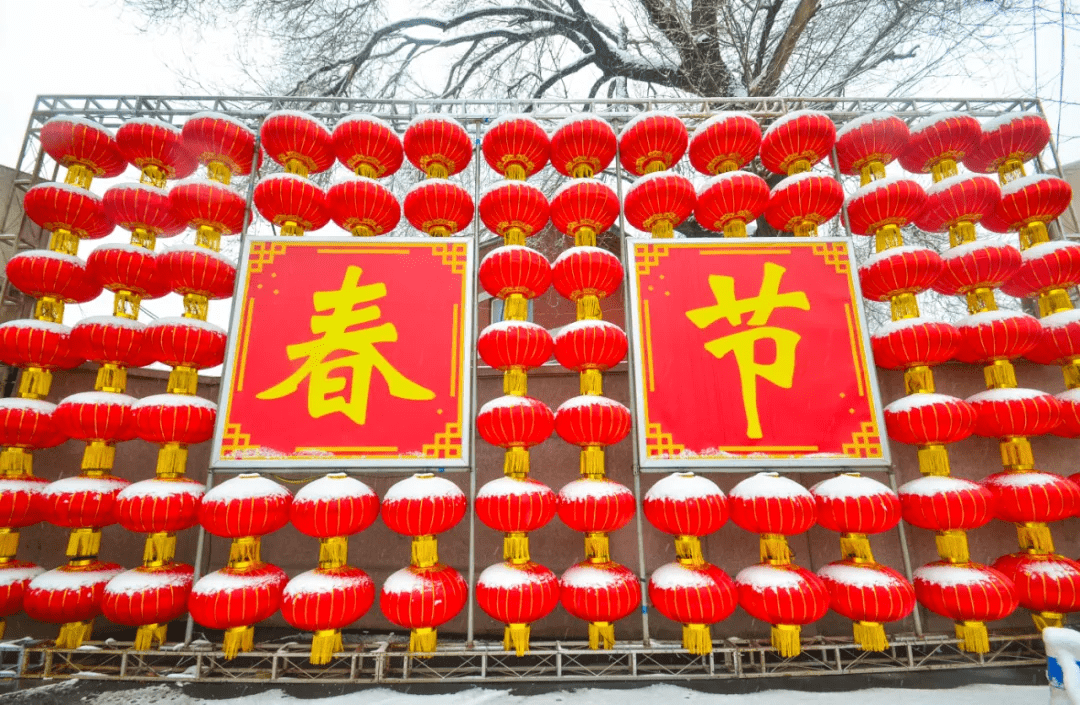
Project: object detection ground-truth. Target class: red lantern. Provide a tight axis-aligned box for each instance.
[811,473,901,538]
[549,180,620,241]
[182,112,259,178]
[860,247,943,302]
[1002,241,1080,299]
[188,563,289,657]
[933,241,1022,296]
[403,179,474,236]
[992,174,1072,234]
[760,110,836,175]
[281,567,376,662]
[623,172,695,238]
[477,396,555,451]
[764,173,844,236]
[24,562,124,646]
[643,471,728,538]
[913,561,1017,653]
[6,250,101,304]
[146,317,227,370]
[381,563,468,652]
[159,247,237,300]
[551,247,623,304]
[403,115,472,178]
[993,553,1080,627]
[87,244,170,300]
[983,471,1080,526]
[42,474,130,530]
[0,562,44,633]
[479,181,549,239]
[169,180,247,236]
[482,115,550,179]
[476,561,560,655]
[648,561,738,654]
[883,393,976,445]
[833,113,910,182]
[54,391,137,443]
[898,113,982,178]
[290,473,379,539]
[259,111,335,175]
[102,183,185,239]
[478,246,552,302]
[332,114,404,178]
[689,112,761,175]
[557,478,635,535]
[0,320,82,371]
[899,475,994,537]
[842,177,928,235]
[40,117,126,184]
[964,113,1051,179]
[914,175,1001,234]
[966,387,1062,438]
[102,564,195,645]
[0,398,67,450]
[478,321,553,372]
[116,118,198,182]
[618,112,687,175]
[550,115,617,178]
[475,476,557,534]
[326,177,401,237]
[554,396,632,448]
[253,173,330,235]
[0,476,49,529]
[198,473,292,538]
[1057,389,1080,438]
[71,316,154,368]
[381,474,466,538]
[560,561,641,649]
[729,472,816,537]
[694,171,770,237]
[134,394,216,445]
[734,563,830,657]
[115,478,204,535]
[23,183,114,240]
[553,320,626,372]
[817,561,915,650]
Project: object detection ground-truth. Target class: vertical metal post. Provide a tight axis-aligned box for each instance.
[886,467,923,636]
[465,117,483,647]
[184,467,214,646]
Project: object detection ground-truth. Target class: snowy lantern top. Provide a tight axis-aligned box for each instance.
[332,113,404,178]
[550,114,617,178]
[40,116,127,187]
[290,473,380,540]
[688,111,761,175]
[482,114,550,180]
[198,473,292,540]
[618,111,688,175]
[644,472,728,538]
[403,114,472,178]
[760,110,835,175]
[381,473,467,538]
[259,110,335,176]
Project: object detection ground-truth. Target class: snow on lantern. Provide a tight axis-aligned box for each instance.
[833,112,910,185]
[760,110,835,176]
[550,179,620,247]
[622,171,695,239]
[618,111,687,175]
[688,112,761,175]
[964,113,1051,184]
[482,115,550,180]
[403,114,472,179]
[550,115,616,179]
[764,172,844,237]
[694,171,769,238]
[332,114,404,179]
[898,112,981,183]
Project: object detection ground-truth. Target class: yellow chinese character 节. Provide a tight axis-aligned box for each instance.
[257,265,434,424]
[685,262,809,439]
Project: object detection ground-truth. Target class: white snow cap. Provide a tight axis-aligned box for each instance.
[645,472,723,503]
[620,110,683,137]
[10,249,85,268]
[691,111,756,139]
[730,472,810,500]
[481,319,549,338]
[74,315,145,331]
[552,244,617,267]
[135,393,217,411]
[884,392,966,415]
[41,475,129,497]
[161,244,238,268]
[384,474,464,503]
[556,395,628,414]
[966,387,1052,405]
[860,244,937,270]
[406,177,466,196]
[29,566,123,592]
[771,171,835,195]
[264,110,331,135]
[555,113,616,134]
[479,394,545,414]
[408,113,466,132]
[1000,172,1065,197]
[487,113,546,134]
[382,567,428,594]
[909,112,971,135]
[294,473,377,503]
[836,112,900,140]
[811,473,894,500]
[940,239,1015,261]
[481,179,546,201]
[559,478,632,502]
[57,391,137,408]
[625,170,693,198]
[284,568,372,596]
[899,475,981,498]
[191,568,282,595]
[650,562,716,590]
[561,563,626,589]
[764,109,831,138]
[335,113,395,133]
[116,478,205,501]
[477,476,553,500]
[104,568,193,596]
[0,397,56,415]
[872,316,948,339]
[986,471,1068,489]
[697,170,764,195]
[818,563,900,588]
[914,563,997,588]
[0,565,44,588]
[735,564,803,591]
[146,315,227,335]
[478,562,551,589]
[0,319,71,336]
[121,116,182,134]
[45,115,114,137]
[202,473,291,504]
[28,180,105,201]
[186,111,255,135]
[106,181,170,198]
[845,175,921,207]
[1021,239,1080,262]
[552,177,616,202]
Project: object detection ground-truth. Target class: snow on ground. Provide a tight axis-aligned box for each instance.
[9,682,1048,705]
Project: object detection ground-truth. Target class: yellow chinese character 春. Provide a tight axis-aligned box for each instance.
[686,262,809,439]
[257,265,434,424]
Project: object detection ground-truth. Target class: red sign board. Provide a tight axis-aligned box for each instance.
[627,239,887,468]
[213,238,473,468]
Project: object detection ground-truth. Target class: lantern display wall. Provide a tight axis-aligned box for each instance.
[3,97,1079,674]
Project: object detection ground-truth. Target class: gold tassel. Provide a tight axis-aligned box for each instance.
[0,530,19,560]
[792,221,818,237]
[504,447,530,477]
[955,620,989,654]
[66,528,101,559]
[426,163,449,179]
[410,627,437,655]
[577,295,601,321]
[18,368,51,399]
[983,360,1017,389]
[589,621,615,650]
[33,297,64,324]
[279,222,305,237]
[183,293,211,319]
[584,532,610,563]
[572,164,594,179]
[505,164,527,181]
[284,159,309,177]
[716,159,738,174]
[840,533,874,562]
[579,369,602,395]
[931,158,959,182]
[412,535,438,568]
[651,220,674,239]
[771,624,802,657]
[997,159,1025,184]
[48,228,80,256]
[853,621,888,651]
[1017,523,1055,553]
[674,535,703,565]
[95,364,127,393]
[722,219,747,238]
[860,161,886,186]
[56,620,92,649]
[0,448,31,475]
[134,623,166,651]
[890,293,919,320]
[167,366,199,395]
[139,160,167,186]
[965,288,997,314]
[935,530,970,563]
[504,295,528,321]
[1062,359,1080,390]
[1034,612,1064,630]
[643,161,666,174]
[580,446,605,477]
[319,536,348,568]
[155,444,188,477]
[760,534,791,564]
[917,445,951,476]
[574,226,597,247]
[999,437,1034,471]
[874,224,904,252]
[948,222,977,248]
[503,368,527,396]
[223,625,253,660]
[1040,289,1075,317]
[310,629,342,665]
[504,228,526,246]
[504,532,530,563]
[1020,221,1050,248]
[682,623,712,655]
[65,163,95,189]
[207,161,232,185]
[143,533,176,566]
[904,366,935,394]
[504,623,530,656]
[112,290,142,320]
[81,442,115,471]
[228,536,261,567]
[787,159,812,175]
